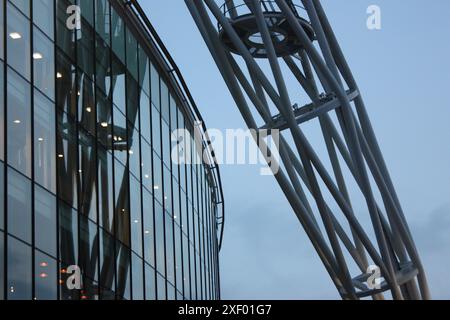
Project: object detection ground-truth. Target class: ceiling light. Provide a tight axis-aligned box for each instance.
[100,122,108,128]
[56,72,63,79]
[33,52,43,60]
[9,32,21,40]
[13,120,21,124]
[86,107,92,113]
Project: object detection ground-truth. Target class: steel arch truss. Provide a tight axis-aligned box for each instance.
[185,0,430,300]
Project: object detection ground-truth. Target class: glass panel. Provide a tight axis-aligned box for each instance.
[167,282,175,301]
[56,50,77,118]
[99,230,115,292]
[143,188,154,267]
[0,3,4,61]
[9,0,30,16]
[182,233,190,299]
[111,7,125,64]
[56,0,76,58]
[7,2,31,79]
[160,80,169,124]
[138,47,150,95]
[130,176,142,256]
[0,163,3,231]
[57,110,78,209]
[95,0,110,45]
[164,166,172,213]
[7,68,31,177]
[79,0,94,26]
[140,92,151,144]
[112,58,126,115]
[34,91,56,193]
[0,62,4,160]
[7,236,32,300]
[79,216,98,281]
[7,168,32,243]
[95,36,111,96]
[0,231,3,300]
[33,0,54,39]
[77,20,95,77]
[165,213,175,286]
[156,272,165,300]
[114,160,129,246]
[116,241,131,300]
[59,201,78,266]
[162,120,171,167]
[35,251,57,300]
[175,225,183,293]
[126,28,138,81]
[34,27,55,100]
[79,130,97,222]
[150,63,160,111]
[127,75,139,127]
[170,95,178,133]
[145,263,156,300]
[78,71,96,135]
[141,140,152,192]
[152,106,161,156]
[98,147,114,233]
[132,253,144,300]
[128,125,140,179]
[35,185,57,257]
[153,152,162,204]
[96,88,112,148]
[113,106,127,165]
[155,201,165,277]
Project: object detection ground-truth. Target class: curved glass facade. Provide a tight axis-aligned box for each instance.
[0,0,222,300]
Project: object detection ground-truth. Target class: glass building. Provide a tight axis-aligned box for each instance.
[0,0,224,300]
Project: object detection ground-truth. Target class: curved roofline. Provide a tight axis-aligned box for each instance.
[115,0,225,251]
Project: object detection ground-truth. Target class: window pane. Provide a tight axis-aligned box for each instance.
[161,80,169,124]
[175,225,183,293]
[8,168,32,243]
[140,92,151,144]
[0,231,3,300]
[7,68,31,176]
[0,62,4,160]
[116,241,130,300]
[56,50,77,118]
[113,106,127,165]
[152,106,161,156]
[79,216,98,281]
[7,236,32,300]
[132,253,144,300]
[114,160,130,246]
[0,163,3,231]
[141,140,152,192]
[95,36,111,96]
[150,63,160,111]
[98,147,114,233]
[153,152,163,204]
[56,0,76,58]
[78,73,96,135]
[35,185,57,257]
[145,263,155,300]
[57,110,78,208]
[165,213,175,286]
[59,201,78,266]
[126,28,138,81]
[7,2,31,80]
[112,58,126,114]
[34,91,56,193]
[143,188,154,267]
[156,272,165,300]
[96,88,112,149]
[33,0,54,39]
[35,251,57,300]
[111,7,125,64]
[138,47,150,95]
[34,28,55,100]
[77,20,95,76]
[128,125,140,179]
[99,230,115,292]
[155,201,165,277]
[79,0,94,26]
[9,0,30,16]
[79,130,97,221]
[0,3,4,61]
[95,0,110,45]
[127,75,139,127]
[130,176,142,256]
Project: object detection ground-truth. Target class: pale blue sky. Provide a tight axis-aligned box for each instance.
[141,0,450,299]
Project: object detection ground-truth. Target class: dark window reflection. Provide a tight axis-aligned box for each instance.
[114,160,130,246]
[111,7,125,64]
[79,130,97,222]
[56,0,76,58]
[78,73,96,135]
[35,185,57,257]
[98,147,114,234]
[7,236,32,300]
[116,241,131,300]
[79,216,99,281]
[77,20,95,77]
[56,50,77,118]
[57,110,78,209]
[0,62,4,161]
[99,230,115,295]
[126,29,138,81]
[7,168,32,243]
[59,201,78,266]
[96,88,113,149]
[35,250,57,300]
[96,37,111,97]
[95,0,110,45]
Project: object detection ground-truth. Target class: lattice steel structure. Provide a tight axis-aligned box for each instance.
[185,0,431,300]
